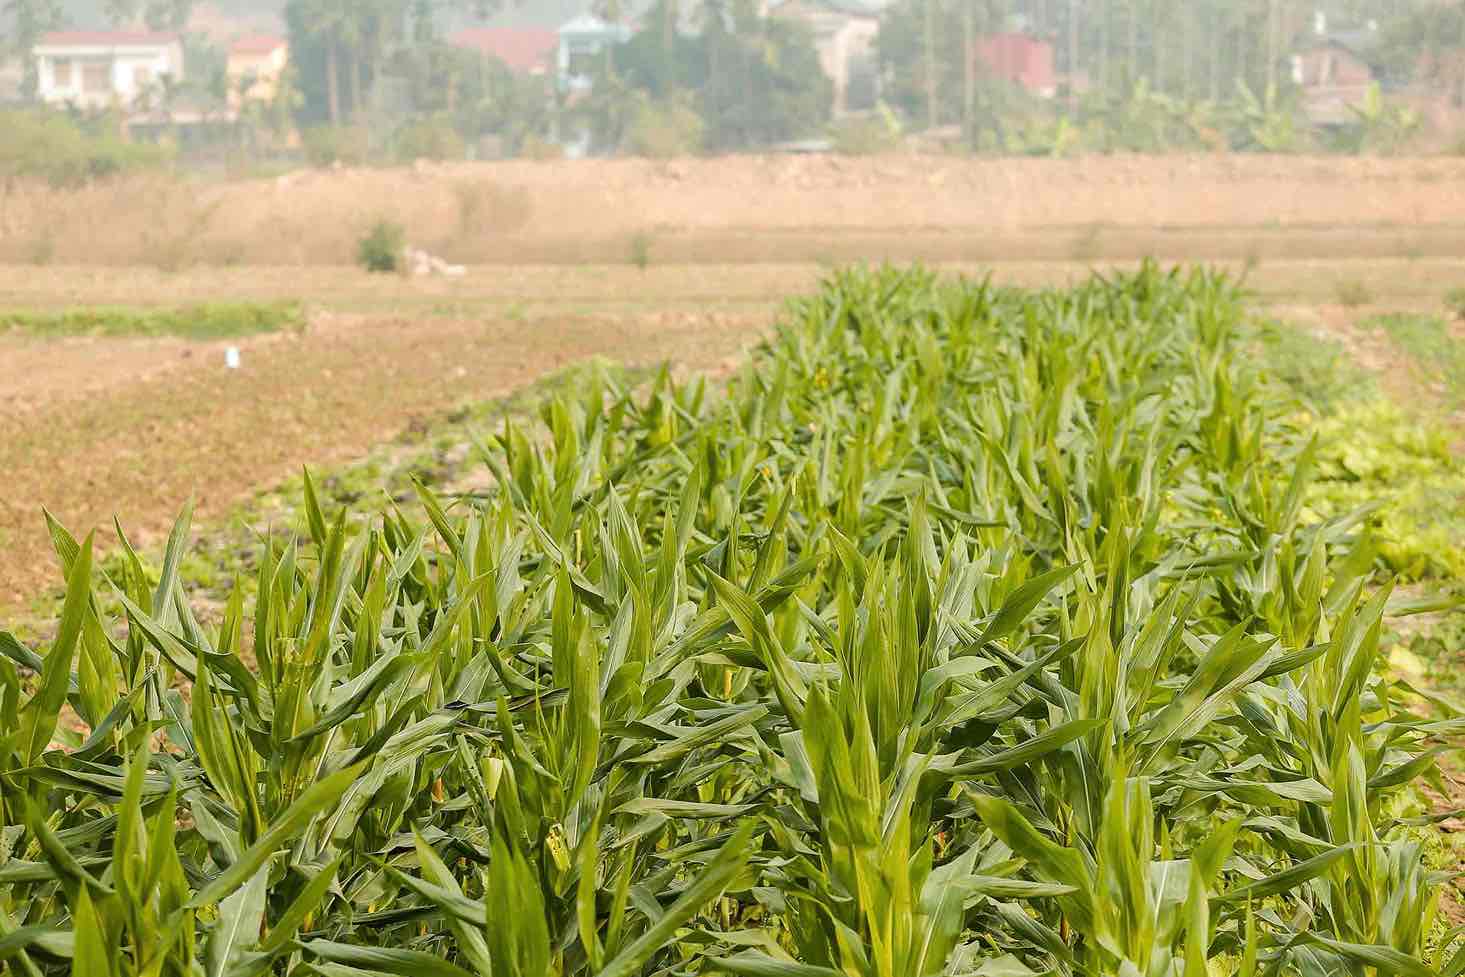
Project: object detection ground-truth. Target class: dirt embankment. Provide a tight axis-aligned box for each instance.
[5,154,1465,266]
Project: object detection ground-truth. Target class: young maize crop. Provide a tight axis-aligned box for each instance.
[0,263,1458,977]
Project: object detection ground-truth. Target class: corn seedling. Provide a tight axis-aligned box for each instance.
[0,263,1457,977]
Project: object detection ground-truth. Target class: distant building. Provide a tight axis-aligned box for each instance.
[448,27,560,76]
[33,31,183,109]
[227,35,288,109]
[1294,27,1382,126]
[558,13,631,93]
[973,31,1055,98]
[768,0,884,116]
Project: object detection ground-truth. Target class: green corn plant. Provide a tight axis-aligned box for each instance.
[0,263,1457,977]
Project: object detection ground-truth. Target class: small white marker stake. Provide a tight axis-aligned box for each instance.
[225,347,241,370]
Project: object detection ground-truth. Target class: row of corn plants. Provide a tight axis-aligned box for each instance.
[0,263,1459,976]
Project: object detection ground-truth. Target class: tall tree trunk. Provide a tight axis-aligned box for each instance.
[1209,3,1220,100]
[1459,0,1465,107]
[1236,3,1248,92]
[1067,0,1078,110]
[1128,0,1138,82]
[326,34,341,126]
[924,0,938,129]
[1266,0,1278,94]
[603,0,618,79]
[963,0,975,144]
[1098,0,1108,90]
[1153,2,1164,93]
[350,47,363,120]
[708,22,720,109]
[1181,2,1192,99]
[663,0,676,91]
[746,22,758,144]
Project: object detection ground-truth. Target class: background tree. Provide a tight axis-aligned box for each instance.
[102,0,195,30]
[284,0,499,127]
[290,0,355,124]
[878,0,1007,129]
[697,6,831,148]
[144,0,193,29]
[603,0,830,151]
[464,56,553,153]
[1379,1,1465,102]
[3,0,64,96]
[617,0,707,95]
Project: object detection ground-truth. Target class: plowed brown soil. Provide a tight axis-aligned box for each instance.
[0,307,765,613]
[9,151,1465,613]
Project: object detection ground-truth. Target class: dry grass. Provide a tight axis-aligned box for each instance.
[7,154,1465,266]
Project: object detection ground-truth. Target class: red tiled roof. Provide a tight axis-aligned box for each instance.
[39,30,180,47]
[448,28,558,73]
[973,32,1056,94]
[230,34,287,55]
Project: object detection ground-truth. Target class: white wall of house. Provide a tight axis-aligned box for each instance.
[34,41,183,109]
[557,14,630,94]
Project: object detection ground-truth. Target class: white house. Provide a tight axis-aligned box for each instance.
[33,31,184,110]
[557,13,630,94]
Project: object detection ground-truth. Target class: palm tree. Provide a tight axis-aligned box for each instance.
[1151,0,1166,93]
[143,0,193,29]
[698,0,728,102]
[662,0,678,82]
[296,0,354,125]
[1234,0,1248,92]
[1265,0,1279,94]
[924,0,938,128]
[103,0,139,25]
[593,0,627,76]
[1458,0,1465,107]
[1208,1,1221,100]
[1180,1,1193,99]
[1127,0,1138,82]
[1066,0,1078,111]
[963,0,975,141]
[3,0,64,95]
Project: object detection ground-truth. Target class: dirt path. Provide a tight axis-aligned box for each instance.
[0,309,767,614]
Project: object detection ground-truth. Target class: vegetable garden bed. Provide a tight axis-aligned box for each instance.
[0,263,1457,976]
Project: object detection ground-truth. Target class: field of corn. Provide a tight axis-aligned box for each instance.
[0,263,1460,976]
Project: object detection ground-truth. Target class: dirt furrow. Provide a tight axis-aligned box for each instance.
[1,310,765,614]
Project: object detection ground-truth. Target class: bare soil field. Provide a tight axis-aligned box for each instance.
[7,154,1465,266]
[0,305,768,613]
[7,152,1465,613]
[5,256,1462,618]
